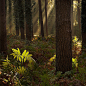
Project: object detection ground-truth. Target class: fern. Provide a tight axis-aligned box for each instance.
[10,48,36,70]
[17,66,26,75]
[10,48,35,64]
[2,55,10,67]
[10,48,21,61]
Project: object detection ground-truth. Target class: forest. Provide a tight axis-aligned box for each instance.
[0,0,86,86]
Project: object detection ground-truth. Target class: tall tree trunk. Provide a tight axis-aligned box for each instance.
[8,0,12,33]
[25,0,33,41]
[38,0,44,38]
[14,0,19,36]
[78,0,81,30]
[45,0,48,37]
[55,0,72,73]
[81,0,86,48]
[77,0,81,39]
[0,0,7,55]
[19,0,25,39]
[71,0,74,36]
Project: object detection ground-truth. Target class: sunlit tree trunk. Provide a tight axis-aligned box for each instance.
[78,0,81,29]
[45,0,48,37]
[25,0,33,41]
[81,0,86,48]
[19,0,25,39]
[55,0,72,73]
[77,0,81,39]
[38,0,44,38]
[0,0,7,55]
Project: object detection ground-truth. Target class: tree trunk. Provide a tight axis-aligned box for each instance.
[77,0,81,39]
[8,0,12,33]
[25,0,33,41]
[14,0,19,36]
[71,0,74,36]
[45,0,48,37]
[81,0,86,48]
[19,0,25,39]
[0,0,7,55]
[55,0,72,73]
[78,0,81,30]
[38,0,44,38]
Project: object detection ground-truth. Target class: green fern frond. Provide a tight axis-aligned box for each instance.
[11,48,36,70]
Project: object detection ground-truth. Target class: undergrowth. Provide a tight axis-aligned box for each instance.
[0,34,86,86]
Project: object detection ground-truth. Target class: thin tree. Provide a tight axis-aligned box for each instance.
[0,0,7,55]
[25,0,33,41]
[14,0,20,36]
[19,0,25,39]
[8,0,12,33]
[78,0,81,30]
[45,0,48,37]
[77,0,81,39]
[38,0,44,38]
[71,0,74,36]
[81,0,86,48]
[55,0,72,73]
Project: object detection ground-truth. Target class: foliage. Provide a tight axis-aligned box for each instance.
[2,34,85,85]
[48,54,78,68]
[72,36,78,43]
[10,48,33,63]
[2,56,10,67]
[1,48,36,85]
[17,66,26,75]
[72,36,82,57]
[2,56,14,73]
[72,57,78,68]
[76,67,86,83]
[49,55,56,62]
[40,74,50,86]
[47,36,81,68]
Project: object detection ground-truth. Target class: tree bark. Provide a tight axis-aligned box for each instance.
[81,0,86,48]
[25,0,33,41]
[8,0,12,33]
[77,0,81,39]
[38,0,44,38]
[19,0,25,39]
[14,0,19,36]
[45,0,48,37]
[55,0,72,73]
[78,0,81,29]
[71,0,74,36]
[0,0,7,55]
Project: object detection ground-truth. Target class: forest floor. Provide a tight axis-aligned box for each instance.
[0,33,86,86]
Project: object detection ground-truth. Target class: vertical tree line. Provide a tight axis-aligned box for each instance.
[13,0,33,40]
[7,0,48,39]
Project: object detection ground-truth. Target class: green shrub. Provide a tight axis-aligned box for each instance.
[2,48,36,85]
